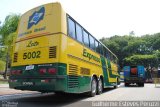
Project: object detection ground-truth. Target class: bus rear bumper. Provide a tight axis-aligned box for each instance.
[9,75,67,92]
[124,77,145,84]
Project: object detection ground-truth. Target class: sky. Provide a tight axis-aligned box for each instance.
[0,0,160,39]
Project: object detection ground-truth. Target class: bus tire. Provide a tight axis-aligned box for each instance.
[97,78,103,95]
[114,78,118,89]
[125,83,129,87]
[89,77,97,97]
[138,83,144,87]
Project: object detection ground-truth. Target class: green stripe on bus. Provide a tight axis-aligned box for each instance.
[101,56,117,86]
[100,56,109,85]
[107,59,118,78]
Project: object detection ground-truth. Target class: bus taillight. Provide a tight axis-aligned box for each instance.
[48,68,57,74]
[11,70,22,75]
[39,68,47,74]
[16,70,22,75]
[11,70,16,75]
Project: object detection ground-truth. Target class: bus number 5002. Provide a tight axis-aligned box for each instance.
[23,51,41,60]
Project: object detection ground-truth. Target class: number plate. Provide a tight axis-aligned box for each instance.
[22,82,34,85]
[25,65,34,70]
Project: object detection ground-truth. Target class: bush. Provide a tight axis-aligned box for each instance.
[124,54,158,67]
[0,60,6,72]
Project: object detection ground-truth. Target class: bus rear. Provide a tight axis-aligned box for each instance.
[9,3,68,92]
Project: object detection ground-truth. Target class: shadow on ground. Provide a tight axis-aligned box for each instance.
[3,88,116,107]
[119,83,145,88]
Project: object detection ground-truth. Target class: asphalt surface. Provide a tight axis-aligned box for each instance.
[0,83,160,107]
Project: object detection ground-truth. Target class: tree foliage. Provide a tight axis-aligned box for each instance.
[100,33,160,68]
[0,14,20,61]
[0,14,20,45]
[124,54,157,67]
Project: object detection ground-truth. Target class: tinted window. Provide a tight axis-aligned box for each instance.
[68,18,76,39]
[89,35,95,50]
[95,40,99,53]
[106,50,110,59]
[83,30,89,47]
[109,53,111,60]
[103,46,106,57]
[99,43,103,55]
[76,24,83,43]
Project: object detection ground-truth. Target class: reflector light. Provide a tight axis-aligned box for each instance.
[16,70,22,75]
[48,68,57,74]
[11,70,22,75]
[11,70,16,75]
[39,68,47,74]
[41,79,50,83]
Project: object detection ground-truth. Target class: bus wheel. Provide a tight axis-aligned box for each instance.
[125,83,129,87]
[114,78,118,89]
[90,77,97,97]
[97,78,103,95]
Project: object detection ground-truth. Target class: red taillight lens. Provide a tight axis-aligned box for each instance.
[16,70,22,75]
[39,68,47,74]
[11,70,16,75]
[48,68,57,74]
[11,70,22,75]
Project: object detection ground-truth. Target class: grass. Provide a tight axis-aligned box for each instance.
[0,80,8,84]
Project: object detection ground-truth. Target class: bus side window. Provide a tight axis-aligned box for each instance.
[103,46,106,58]
[76,23,83,43]
[95,40,99,53]
[106,50,110,59]
[110,54,113,62]
[68,17,76,39]
[89,35,95,50]
[83,30,89,47]
[99,43,103,55]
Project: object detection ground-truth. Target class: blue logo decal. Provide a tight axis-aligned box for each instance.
[28,6,45,29]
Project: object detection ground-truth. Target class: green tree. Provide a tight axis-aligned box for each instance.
[0,14,20,61]
[124,54,157,67]
[0,14,20,45]
[100,33,160,68]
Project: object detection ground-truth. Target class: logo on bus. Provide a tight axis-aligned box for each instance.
[26,40,39,47]
[28,6,45,29]
[83,49,100,63]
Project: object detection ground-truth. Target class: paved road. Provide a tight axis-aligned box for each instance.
[0,83,160,107]
[0,84,38,96]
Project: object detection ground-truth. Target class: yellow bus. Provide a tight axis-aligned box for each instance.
[9,2,120,97]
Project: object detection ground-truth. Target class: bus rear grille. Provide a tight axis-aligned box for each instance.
[69,64,78,76]
[13,52,18,62]
[68,76,79,88]
[49,46,56,58]
[68,64,79,88]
